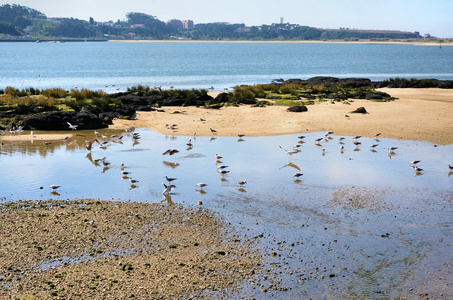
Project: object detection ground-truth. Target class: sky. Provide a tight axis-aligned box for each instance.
[2,0,453,38]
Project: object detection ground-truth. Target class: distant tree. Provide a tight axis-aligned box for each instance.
[0,20,21,35]
[89,17,94,25]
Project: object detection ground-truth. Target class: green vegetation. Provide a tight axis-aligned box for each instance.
[228,82,393,105]
[0,4,432,41]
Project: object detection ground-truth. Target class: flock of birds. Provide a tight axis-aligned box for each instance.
[2,120,452,198]
[277,131,453,178]
[40,120,250,200]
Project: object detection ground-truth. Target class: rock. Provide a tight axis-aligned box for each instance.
[351,107,368,114]
[287,105,308,112]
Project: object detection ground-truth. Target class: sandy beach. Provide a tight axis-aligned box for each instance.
[1,88,452,145]
[109,88,453,145]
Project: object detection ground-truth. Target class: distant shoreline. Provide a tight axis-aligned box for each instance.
[0,38,451,46]
[108,39,453,46]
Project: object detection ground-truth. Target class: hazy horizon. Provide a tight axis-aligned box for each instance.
[1,0,452,38]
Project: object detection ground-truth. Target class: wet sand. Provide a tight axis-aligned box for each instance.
[110,88,453,145]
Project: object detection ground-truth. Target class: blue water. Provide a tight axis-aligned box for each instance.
[1,129,452,297]
[1,41,452,92]
[1,41,453,298]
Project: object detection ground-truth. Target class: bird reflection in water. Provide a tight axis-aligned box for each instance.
[162,193,175,205]
[50,191,60,196]
[280,162,301,171]
[162,161,180,168]
[236,187,246,193]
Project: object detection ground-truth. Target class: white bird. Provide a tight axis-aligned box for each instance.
[196,183,207,188]
[217,165,228,170]
[162,182,176,194]
[67,122,78,130]
[410,160,421,165]
[279,146,299,156]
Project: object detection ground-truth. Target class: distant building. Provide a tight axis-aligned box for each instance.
[167,19,183,29]
[167,19,194,30]
[182,20,194,29]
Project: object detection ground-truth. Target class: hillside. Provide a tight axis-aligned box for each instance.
[0,4,426,41]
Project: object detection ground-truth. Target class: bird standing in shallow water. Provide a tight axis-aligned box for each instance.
[50,185,60,190]
[237,181,247,186]
[165,176,177,183]
[196,183,207,189]
[448,164,453,171]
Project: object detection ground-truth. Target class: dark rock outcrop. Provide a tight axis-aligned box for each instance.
[287,105,308,112]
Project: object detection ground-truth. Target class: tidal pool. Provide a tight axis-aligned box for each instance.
[1,128,452,298]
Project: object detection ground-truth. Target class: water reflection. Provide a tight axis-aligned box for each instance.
[1,128,453,297]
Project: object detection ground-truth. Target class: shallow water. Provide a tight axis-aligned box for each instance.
[1,129,452,298]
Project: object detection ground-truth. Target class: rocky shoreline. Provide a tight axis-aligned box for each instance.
[1,77,453,132]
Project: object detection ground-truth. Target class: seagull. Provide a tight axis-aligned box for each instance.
[293,173,303,178]
[218,170,230,175]
[410,160,421,165]
[162,149,179,155]
[196,183,207,188]
[236,181,247,186]
[67,122,78,130]
[217,165,228,170]
[162,182,176,195]
[279,146,299,156]
[165,176,177,182]
[414,167,423,172]
[50,185,60,190]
